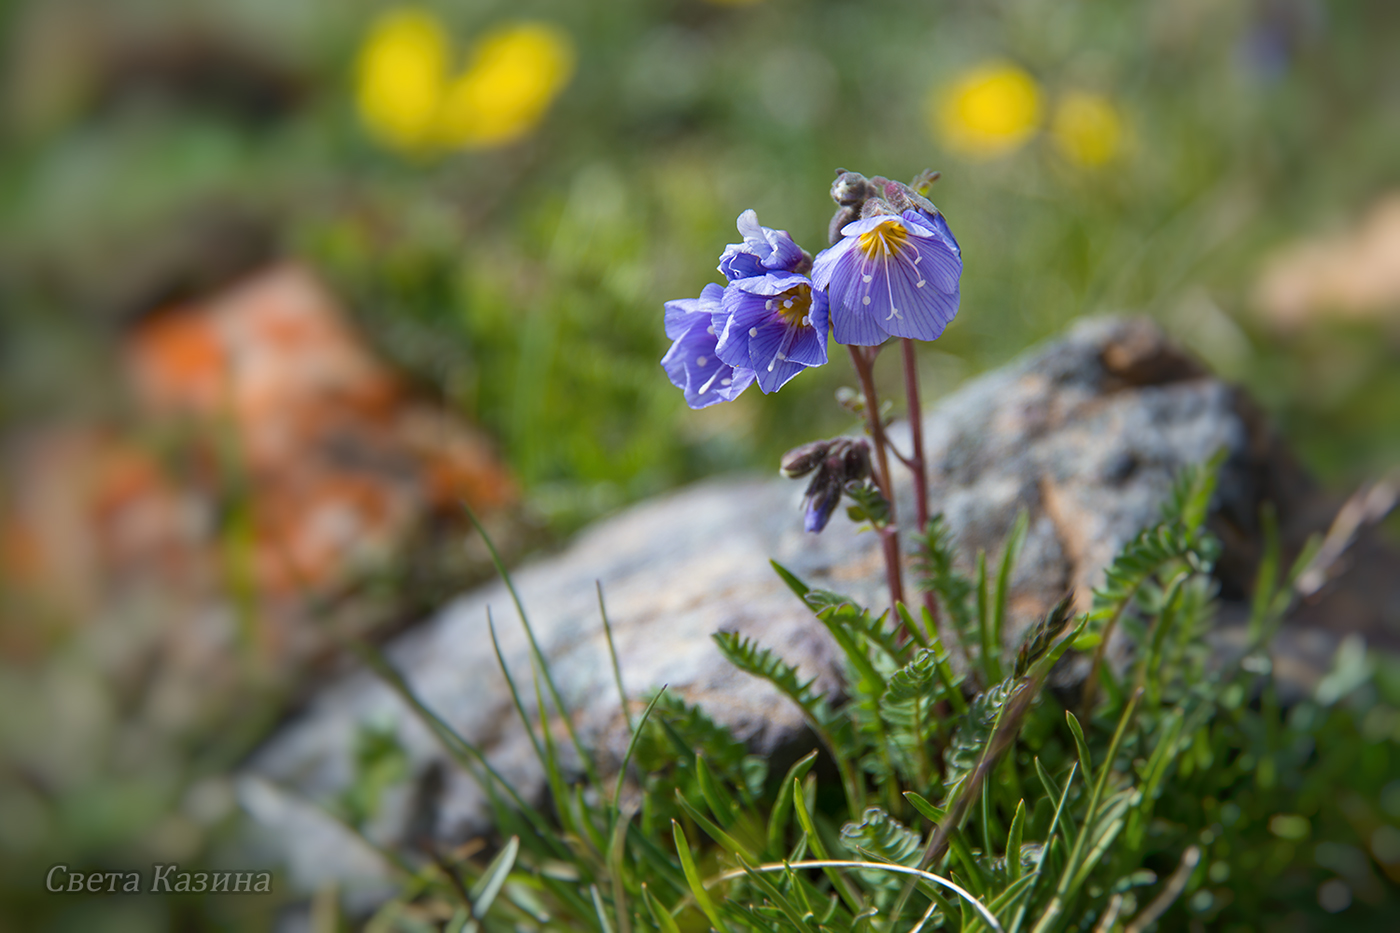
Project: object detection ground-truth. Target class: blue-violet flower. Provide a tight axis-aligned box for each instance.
[663,210,826,405]
[811,208,962,345]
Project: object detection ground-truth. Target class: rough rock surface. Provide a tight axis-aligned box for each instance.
[239,316,1383,892]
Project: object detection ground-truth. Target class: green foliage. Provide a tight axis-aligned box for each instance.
[912,515,979,664]
[350,456,1398,932]
[337,719,409,829]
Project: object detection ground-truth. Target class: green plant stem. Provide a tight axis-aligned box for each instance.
[848,344,907,631]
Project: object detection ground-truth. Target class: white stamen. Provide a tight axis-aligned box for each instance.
[783,299,793,308]
[862,296,871,306]
[749,327,758,337]
[916,280,926,288]
[765,300,773,310]
[776,351,786,361]
[914,254,922,264]
[862,274,872,283]
[707,325,716,335]
[721,378,731,386]
[697,356,707,366]
[768,360,776,372]
[887,307,901,320]
[802,316,811,326]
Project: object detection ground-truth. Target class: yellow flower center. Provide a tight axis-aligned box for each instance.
[771,285,812,328]
[857,220,909,260]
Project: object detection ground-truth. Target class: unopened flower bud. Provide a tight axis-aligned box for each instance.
[780,439,834,478]
[831,170,874,206]
[841,439,872,484]
[828,205,859,245]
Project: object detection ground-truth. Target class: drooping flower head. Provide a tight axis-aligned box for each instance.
[662,210,826,406]
[779,436,873,533]
[811,172,962,346]
[661,283,756,408]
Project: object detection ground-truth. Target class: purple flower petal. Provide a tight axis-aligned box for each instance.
[718,209,805,280]
[662,283,725,339]
[661,284,754,409]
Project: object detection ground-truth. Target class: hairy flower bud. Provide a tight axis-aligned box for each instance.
[831,170,875,206]
[780,439,835,478]
[841,439,872,484]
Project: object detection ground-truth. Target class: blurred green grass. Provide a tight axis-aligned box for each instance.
[3,0,1398,532]
[1,0,1399,929]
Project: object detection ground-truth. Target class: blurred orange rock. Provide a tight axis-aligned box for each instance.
[2,263,516,678]
[1254,193,1400,330]
[123,262,515,599]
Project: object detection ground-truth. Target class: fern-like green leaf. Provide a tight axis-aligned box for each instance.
[1162,447,1226,532]
[911,515,977,655]
[943,676,1021,796]
[712,631,834,729]
[840,806,923,867]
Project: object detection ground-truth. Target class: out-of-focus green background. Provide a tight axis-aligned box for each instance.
[1,0,1398,929]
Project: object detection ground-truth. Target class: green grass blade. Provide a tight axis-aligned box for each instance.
[610,687,666,831]
[903,791,947,825]
[608,809,633,933]
[695,752,739,829]
[488,612,547,769]
[736,853,817,932]
[1065,711,1093,787]
[767,750,819,856]
[897,601,931,649]
[1034,693,1139,933]
[354,644,566,858]
[674,791,753,860]
[468,836,519,919]
[793,777,862,913]
[1008,761,1077,933]
[641,883,682,933]
[994,510,1030,668]
[977,550,1003,682]
[590,884,615,933]
[1007,799,1026,883]
[597,581,634,733]
[671,820,733,933]
[922,607,969,714]
[462,503,601,787]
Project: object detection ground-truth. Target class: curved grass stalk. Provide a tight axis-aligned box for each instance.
[705,860,1003,933]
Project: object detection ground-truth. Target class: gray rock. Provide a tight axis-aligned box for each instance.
[238,316,1360,891]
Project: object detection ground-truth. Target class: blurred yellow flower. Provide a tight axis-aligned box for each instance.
[438,23,575,150]
[355,9,574,155]
[933,63,1041,159]
[1052,91,1124,167]
[356,9,450,152]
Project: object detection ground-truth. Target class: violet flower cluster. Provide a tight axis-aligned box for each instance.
[661,171,963,408]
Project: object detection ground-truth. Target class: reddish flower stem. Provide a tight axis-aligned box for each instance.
[847,345,907,633]
[901,337,941,630]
